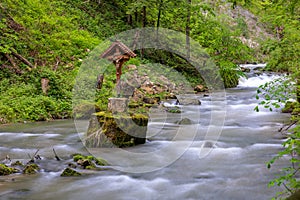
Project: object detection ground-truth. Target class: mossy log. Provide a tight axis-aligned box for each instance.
[86,112,148,148]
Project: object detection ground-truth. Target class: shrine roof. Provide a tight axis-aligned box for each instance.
[100,40,136,59]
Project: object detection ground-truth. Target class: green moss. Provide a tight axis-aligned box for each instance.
[94,158,109,166]
[72,154,109,168]
[60,168,82,177]
[86,111,148,147]
[11,160,24,166]
[0,164,18,176]
[85,165,95,170]
[167,107,181,113]
[23,164,40,174]
[128,103,140,108]
[282,101,299,113]
[73,154,85,162]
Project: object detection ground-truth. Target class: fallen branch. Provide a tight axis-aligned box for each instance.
[11,50,34,69]
[4,53,17,68]
[279,120,298,133]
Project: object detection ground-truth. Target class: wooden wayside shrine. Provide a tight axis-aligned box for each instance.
[100,40,136,96]
[85,41,148,148]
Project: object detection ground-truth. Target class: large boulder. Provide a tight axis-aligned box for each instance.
[176,95,201,105]
[120,70,141,97]
[86,112,148,148]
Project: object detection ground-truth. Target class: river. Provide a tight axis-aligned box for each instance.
[0,64,290,200]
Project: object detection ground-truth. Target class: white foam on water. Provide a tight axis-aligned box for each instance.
[238,74,282,88]
[0,132,60,138]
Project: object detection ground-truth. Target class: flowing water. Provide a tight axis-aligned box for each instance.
[0,64,291,200]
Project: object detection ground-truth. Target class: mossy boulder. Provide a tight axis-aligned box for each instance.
[72,154,108,169]
[23,163,40,174]
[0,164,19,176]
[11,161,24,166]
[86,112,148,148]
[77,159,96,169]
[167,107,181,113]
[60,168,81,177]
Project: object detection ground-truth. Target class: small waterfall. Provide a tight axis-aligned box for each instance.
[238,64,282,88]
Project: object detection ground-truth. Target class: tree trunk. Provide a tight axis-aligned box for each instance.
[156,0,163,38]
[135,10,138,26]
[297,79,300,103]
[186,0,191,59]
[141,6,147,59]
[127,14,133,27]
[142,6,146,27]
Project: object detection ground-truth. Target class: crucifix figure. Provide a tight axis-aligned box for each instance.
[100,40,136,97]
[114,55,130,96]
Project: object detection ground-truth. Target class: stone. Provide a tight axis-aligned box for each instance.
[141,85,155,95]
[23,164,40,174]
[176,95,201,105]
[107,98,128,113]
[60,168,81,177]
[167,107,181,113]
[72,154,108,167]
[253,67,263,71]
[178,118,193,125]
[86,112,148,148]
[126,64,137,70]
[194,84,207,92]
[68,163,77,168]
[77,159,95,169]
[131,89,144,103]
[120,71,141,97]
[143,97,160,104]
[0,164,18,176]
[11,161,23,166]
[240,67,250,72]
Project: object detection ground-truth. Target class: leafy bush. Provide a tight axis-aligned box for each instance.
[255,74,300,199]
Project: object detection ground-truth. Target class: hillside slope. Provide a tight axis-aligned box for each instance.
[0,0,278,123]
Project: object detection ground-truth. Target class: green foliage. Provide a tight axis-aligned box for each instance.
[252,0,300,189]
[266,119,300,199]
[218,61,243,88]
[254,71,300,199]
[254,76,294,112]
[1,0,288,123]
[0,70,72,122]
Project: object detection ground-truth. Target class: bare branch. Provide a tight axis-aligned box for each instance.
[11,50,34,68]
[53,148,61,161]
